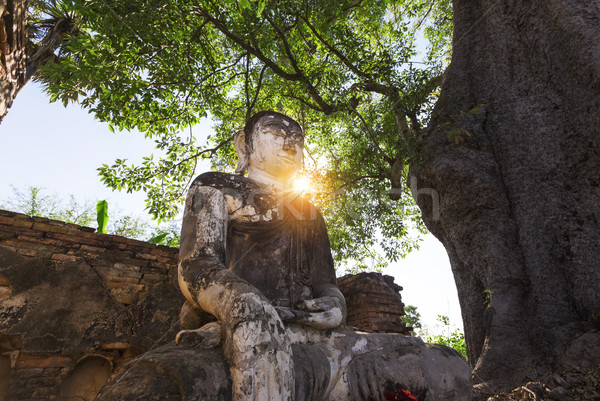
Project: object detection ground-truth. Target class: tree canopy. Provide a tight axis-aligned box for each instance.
[36,0,452,270]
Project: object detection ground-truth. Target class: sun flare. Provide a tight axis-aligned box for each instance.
[293,177,311,193]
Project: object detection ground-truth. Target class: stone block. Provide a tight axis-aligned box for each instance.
[80,244,106,253]
[32,387,56,397]
[149,263,175,273]
[74,236,104,247]
[0,216,14,226]
[110,275,141,284]
[0,244,16,253]
[141,273,167,282]
[78,230,101,239]
[17,229,44,239]
[16,355,72,369]
[51,254,80,262]
[113,262,142,272]
[106,278,143,287]
[115,270,143,279]
[41,367,63,376]
[48,225,69,234]
[136,252,160,261]
[32,222,52,232]
[12,219,33,229]
[28,377,57,387]
[64,222,86,232]
[17,248,38,257]
[157,256,173,264]
[101,341,130,350]
[12,367,44,379]
[15,241,52,253]
[110,287,144,304]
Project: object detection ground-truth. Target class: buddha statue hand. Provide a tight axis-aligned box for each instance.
[175,321,222,348]
[281,295,345,330]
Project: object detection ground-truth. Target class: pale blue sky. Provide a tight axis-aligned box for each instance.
[0,82,461,333]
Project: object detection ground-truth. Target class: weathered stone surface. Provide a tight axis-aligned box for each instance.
[0,247,126,354]
[96,328,472,401]
[0,230,183,400]
[96,344,232,401]
[345,344,471,401]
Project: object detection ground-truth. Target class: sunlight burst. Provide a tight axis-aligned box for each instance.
[293,177,311,193]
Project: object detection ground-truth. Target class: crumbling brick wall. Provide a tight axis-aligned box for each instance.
[0,209,179,304]
[0,210,183,400]
[338,272,412,334]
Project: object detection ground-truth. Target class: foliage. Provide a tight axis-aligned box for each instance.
[2,185,95,226]
[96,200,109,233]
[149,221,181,247]
[0,186,180,245]
[400,304,423,333]
[425,314,466,359]
[37,0,453,268]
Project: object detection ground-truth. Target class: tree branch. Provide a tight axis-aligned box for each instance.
[195,7,302,82]
[336,174,385,191]
[246,64,267,119]
[413,0,436,32]
[352,109,394,165]
[300,15,367,80]
[284,94,326,113]
[264,13,336,114]
[158,136,234,175]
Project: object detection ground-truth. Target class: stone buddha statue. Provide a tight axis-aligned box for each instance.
[95,111,472,401]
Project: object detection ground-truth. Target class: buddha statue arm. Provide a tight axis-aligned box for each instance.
[178,183,293,401]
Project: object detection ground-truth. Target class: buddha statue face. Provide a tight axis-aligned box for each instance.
[236,112,304,185]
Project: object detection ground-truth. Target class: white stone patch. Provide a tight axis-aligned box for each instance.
[232,321,273,354]
[351,337,368,353]
[224,194,244,215]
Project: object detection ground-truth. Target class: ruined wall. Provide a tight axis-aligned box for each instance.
[338,272,412,334]
[0,210,410,400]
[0,210,183,400]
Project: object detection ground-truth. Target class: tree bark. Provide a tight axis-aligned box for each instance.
[411,0,600,394]
[0,1,78,122]
[0,0,28,122]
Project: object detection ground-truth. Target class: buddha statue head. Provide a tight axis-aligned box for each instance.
[235,111,304,186]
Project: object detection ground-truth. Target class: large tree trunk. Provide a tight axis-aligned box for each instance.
[411,0,600,394]
[0,0,78,122]
[0,0,28,122]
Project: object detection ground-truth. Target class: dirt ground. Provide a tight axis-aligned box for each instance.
[477,366,600,401]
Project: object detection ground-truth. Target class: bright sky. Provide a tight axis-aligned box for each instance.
[0,82,462,334]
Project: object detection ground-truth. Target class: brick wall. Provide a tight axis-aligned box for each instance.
[0,209,179,305]
[0,210,183,400]
[0,209,410,400]
[338,272,412,334]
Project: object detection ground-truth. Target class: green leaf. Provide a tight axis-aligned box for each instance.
[239,0,251,11]
[256,0,266,16]
[96,200,109,234]
[149,232,168,244]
